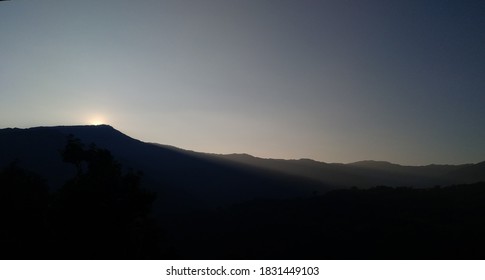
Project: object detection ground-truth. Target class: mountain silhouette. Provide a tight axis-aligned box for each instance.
[1,125,483,201]
[216,154,482,188]
[2,125,484,221]
[0,125,327,215]
[1,125,485,259]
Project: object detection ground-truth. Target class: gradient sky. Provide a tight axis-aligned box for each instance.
[1,0,484,165]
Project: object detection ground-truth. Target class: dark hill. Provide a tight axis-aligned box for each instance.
[0,125,327,215]
[1,125,484,215]
[1,125,485,259]
[445,161,485,184]
[217,154,480,187]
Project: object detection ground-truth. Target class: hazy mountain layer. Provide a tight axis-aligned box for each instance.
[216,154,483,188]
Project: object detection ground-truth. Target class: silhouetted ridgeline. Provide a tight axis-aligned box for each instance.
[1,126,484,199]
[1,125,485,259]
[0,126,328,214]
[215,155,481,187]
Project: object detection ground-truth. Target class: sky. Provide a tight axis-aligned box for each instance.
[0,0,484,165]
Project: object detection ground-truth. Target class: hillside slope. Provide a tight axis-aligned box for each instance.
[0,125,327,215]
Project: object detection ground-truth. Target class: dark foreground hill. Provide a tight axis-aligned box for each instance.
[1,125,485,259]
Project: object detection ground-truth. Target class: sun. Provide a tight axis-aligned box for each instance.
[88,115,106,126]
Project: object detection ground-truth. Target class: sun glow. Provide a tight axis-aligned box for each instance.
[88,116,106,126]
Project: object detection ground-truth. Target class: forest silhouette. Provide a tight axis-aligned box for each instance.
[0,136,161,259]
[1,134,485,259]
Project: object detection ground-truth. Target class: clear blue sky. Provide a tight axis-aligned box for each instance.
[1,0,484,165]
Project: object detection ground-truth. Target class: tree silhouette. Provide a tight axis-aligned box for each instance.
[51,136,160,259]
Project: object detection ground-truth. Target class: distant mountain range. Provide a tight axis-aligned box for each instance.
[0,125,484,215]
[215,154,482,188]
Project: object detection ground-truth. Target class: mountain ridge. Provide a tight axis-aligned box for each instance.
[4,124,482,167]
[2,125,484,260]
[1,125,484,195]
[0,125,328,215]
